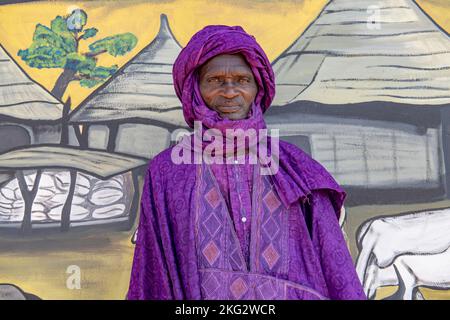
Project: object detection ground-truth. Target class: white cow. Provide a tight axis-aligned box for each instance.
[355,207,450,299]
[363,247,450,300]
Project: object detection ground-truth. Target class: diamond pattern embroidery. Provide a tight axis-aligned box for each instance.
[230,247,243,270]
[263,190,281,213]
[203,214,221,236]
[230,277,248,299]
[257,280,278,300]
[262,243,280,270]
[262,217,280,240]
[205,187,221,209]
[201,273,221,296]
[202,241,220,266]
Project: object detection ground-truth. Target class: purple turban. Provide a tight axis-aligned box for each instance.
[172,25,275,134]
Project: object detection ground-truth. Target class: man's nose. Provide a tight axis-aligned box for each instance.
[221,80,239,99]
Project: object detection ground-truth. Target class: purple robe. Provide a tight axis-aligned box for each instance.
[127,141,366,300]
[127,25,366,300]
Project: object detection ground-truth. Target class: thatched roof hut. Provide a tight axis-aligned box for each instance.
[0,44,63,185]
[266,0,450,204]
[69,14,185,159]
[271,0,450,107]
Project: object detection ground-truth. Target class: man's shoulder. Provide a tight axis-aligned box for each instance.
[146,145,194,177]
[145,146,177,177]
[150,145,177,165]
[278,139,346,211]
[278,138,342,189]
[278,139,315,164]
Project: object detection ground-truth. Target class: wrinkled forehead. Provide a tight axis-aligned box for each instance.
[198,53,254,77]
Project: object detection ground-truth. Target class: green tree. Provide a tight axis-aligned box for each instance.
[18,9,138,100]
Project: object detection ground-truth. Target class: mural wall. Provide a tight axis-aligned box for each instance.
[0,0,449,300]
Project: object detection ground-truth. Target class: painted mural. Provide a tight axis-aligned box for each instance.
[0,0,449,300]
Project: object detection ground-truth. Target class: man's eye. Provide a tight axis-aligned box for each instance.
[239,78,250,83]
[208,78,220,83]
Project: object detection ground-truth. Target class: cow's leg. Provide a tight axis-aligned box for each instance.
[363,255,378,298]
[356,237,377,284]
[366,263,400,300]
[413,287,425,300]
[394,259,417,300]
[356,220,388,283]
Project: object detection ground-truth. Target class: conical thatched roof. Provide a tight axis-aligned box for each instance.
[271,0,450,107]
[0,44,63,121]
[69,14,185,127]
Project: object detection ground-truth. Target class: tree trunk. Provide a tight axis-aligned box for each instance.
[60,97,71,146]
[61,169,77,232]
[16,169,42,235]
[51,68,76,100]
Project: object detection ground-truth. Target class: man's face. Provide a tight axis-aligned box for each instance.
[198,54,258,120]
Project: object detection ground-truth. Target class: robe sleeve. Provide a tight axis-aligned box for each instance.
[126,167,174,300]
[308,189,367,300]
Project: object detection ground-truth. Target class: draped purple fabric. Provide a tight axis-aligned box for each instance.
[127,25,366,300]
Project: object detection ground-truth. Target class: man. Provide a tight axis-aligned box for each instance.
[127,25,366,300]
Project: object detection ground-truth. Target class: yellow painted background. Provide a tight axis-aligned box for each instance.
[0,0,330,109]
[0,0,449,300]
[1,0,448,110]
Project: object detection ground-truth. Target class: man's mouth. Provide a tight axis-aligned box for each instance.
[217,105,241,113]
